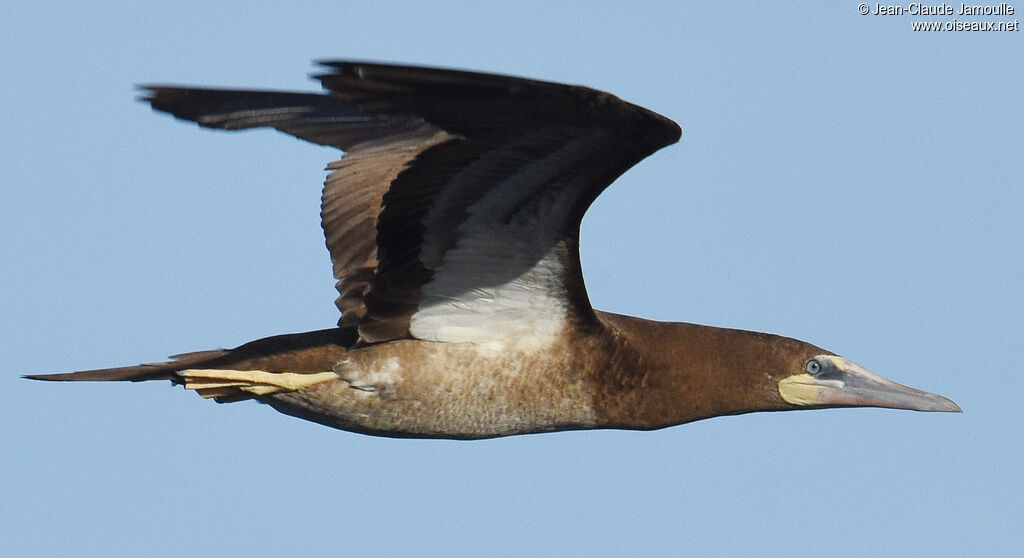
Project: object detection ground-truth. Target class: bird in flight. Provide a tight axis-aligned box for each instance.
[27,61,960,439]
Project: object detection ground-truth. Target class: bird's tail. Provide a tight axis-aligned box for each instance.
[25,328,355,403]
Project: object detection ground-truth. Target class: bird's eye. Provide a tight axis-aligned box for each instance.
[805,359,822,376]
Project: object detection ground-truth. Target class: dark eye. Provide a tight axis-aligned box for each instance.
[805,359,822,376]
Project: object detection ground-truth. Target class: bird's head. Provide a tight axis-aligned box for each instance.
[776,352,961,413]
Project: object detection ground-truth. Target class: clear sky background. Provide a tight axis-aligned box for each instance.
[3,2,1021,556]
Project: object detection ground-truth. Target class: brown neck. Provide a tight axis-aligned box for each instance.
[588,311,815,430]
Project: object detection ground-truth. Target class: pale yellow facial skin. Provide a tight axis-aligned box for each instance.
[778,354,852,406]
[778,372,842,406]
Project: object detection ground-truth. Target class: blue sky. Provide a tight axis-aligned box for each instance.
[3,2,1021,556]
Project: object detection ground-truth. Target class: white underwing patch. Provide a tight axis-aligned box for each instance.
[410,131,605,345]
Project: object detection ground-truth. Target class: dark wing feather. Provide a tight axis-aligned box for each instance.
[143,85,451,332]
[143,62,680,344]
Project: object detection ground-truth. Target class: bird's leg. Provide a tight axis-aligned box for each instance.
[179,369,340,399]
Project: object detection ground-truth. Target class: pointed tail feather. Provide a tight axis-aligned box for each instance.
[23,349,226,383]
[25,327,357,402]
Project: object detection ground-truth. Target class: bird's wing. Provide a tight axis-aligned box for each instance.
[144,61,680,345]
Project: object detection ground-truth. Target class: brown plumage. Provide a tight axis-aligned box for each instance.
[26,61,959,439]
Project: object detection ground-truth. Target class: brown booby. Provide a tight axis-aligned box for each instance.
[27,62,960,439]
